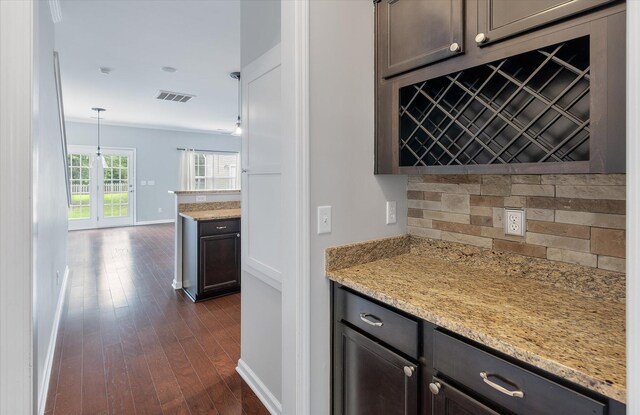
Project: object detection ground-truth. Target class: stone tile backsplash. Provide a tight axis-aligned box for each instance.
[407,174,626,273]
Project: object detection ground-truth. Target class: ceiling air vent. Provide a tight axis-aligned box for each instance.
[155,90,195,103]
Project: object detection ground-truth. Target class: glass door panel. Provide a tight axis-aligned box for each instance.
[67,149,97,230]
[67,146,134,230]
[99,150,134,228]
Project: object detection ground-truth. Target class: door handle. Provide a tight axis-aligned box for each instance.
[241,168,249,173]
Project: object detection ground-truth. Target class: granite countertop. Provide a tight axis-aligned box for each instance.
[169,189,241,195]
[325,235,626,403]
[179,208,241,221]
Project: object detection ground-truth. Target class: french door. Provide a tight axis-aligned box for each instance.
[67,145,135,230]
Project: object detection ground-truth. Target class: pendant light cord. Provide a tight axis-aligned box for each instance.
[237,74,241,123]
[97,111,101,154]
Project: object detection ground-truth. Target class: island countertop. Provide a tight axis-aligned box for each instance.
[325,235,626,403]
[179,208,241,221]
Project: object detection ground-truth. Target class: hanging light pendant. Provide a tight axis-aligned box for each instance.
[230,72,242,136]
[90,107,108,168]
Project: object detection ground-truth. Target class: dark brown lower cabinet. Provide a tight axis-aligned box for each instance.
[331,283,625,415]
[431,378,501,415]
[182,217,240,302]
[333,322,418,415]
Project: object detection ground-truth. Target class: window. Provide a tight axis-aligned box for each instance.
[191,152,240,190]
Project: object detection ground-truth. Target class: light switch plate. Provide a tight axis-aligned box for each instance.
[140,180,147,186]
[196,195,207,202]
[504,208,526,236]
[317,206,332,234]
[386,201,397,224]
[147,180,155,186]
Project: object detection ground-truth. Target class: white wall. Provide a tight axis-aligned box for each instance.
[239,1,283,411]
[627,1,639,411]
[240,0,280,67]
[308,1,408,413]
[66,122,241,222]
[33,2,69,412]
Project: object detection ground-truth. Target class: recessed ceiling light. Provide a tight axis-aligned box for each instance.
[99,67,113,75]
[161,66,177,73]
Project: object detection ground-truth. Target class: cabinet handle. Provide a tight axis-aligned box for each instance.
[359,313,383,327]
[428,382,441,395]
[475,33,488,44]
[403,366,415,377]
[237,233,240,237]
[449,42,461,52]
[216,226,227,230]
[480,372,524,398]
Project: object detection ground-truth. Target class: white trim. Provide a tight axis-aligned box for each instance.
[37,266,68,415]
[627,2,639,411]
[135,219,175,226]
[281,0,311,413]
[0,1,35,413]
[236,359,282,415]
[241,265,282,292]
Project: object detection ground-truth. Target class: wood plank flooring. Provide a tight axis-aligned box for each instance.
[45,224,268,415]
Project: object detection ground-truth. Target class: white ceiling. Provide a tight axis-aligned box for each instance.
[55,0,241,133]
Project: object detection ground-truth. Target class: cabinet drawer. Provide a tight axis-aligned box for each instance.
[199,219,240,236]
[433,331,606,415]
[337,287,418,358]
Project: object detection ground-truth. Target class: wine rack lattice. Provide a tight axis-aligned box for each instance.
[399,36,590,167]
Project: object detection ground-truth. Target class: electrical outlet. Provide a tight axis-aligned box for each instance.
[504,208,525,236]
[386,201,397,224]
[196,195,207,202]
[158,207,163,213]
[317,206,332,234]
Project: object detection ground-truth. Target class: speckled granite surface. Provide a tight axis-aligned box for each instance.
[179,208,240,221]
[169,189,241,195]
[179,201,240,212]
[326,236,626,403]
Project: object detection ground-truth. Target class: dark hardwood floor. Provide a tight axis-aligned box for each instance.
[45,223,268,415]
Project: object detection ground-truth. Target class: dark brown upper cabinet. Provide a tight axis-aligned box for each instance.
[475,0,617,47]
[377,0,464,78]
[374,0,626,175]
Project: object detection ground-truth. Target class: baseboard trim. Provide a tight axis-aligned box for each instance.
[135,219,175,226]
[38,265,69,415]
[236,359,282,415]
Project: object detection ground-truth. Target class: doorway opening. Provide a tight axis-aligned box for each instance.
[67,145,135,230]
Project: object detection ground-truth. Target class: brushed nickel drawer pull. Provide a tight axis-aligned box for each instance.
[216,226,227,230]
[359,313,383,327]
[480,372,524,398]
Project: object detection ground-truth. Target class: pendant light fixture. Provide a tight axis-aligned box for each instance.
[90,107,108,168]
[230,71,242,136]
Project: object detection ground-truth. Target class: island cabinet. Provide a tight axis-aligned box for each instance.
[374,0,626,175]
[331,283,625,415]
[182,217,240,302]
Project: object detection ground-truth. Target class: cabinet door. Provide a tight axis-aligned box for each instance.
[377,0,464,78]
[475,0,616,46]
[431,378,502,415]
[199,233,240,294]
[333,323,418,415]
